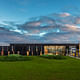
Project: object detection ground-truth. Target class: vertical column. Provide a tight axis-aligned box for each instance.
[36,46,38,55]
[44,46,48,55]
[77,45,79,57]
[63,46,65,56]
[1,47,4,56]
[32,51,33,56]
[40,46,42,56]
[17,51,20,55]
[8,46,10,56]
[32,46,33,56]
[66,46,69,56]
[40,51,42,56]
[71,48,72,56]
[12,45,14,54]
[75,46,78,57]
[79,44,80,57]
[27,51,29,56]
[8,51,10,56]
[56,46,58,55]
[42,45,44,55]
[75,47,76,57]
[29,45,31,56]
[67,46,69,56]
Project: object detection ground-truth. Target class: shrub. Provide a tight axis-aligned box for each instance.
[40,55,66,60]
[0,54,32,62]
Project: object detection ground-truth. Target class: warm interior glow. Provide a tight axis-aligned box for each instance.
[44,46,66,55]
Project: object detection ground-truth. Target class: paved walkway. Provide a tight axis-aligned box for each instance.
[69,56,80,59]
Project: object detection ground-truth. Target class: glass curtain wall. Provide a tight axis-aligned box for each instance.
[44,46,66,55]
[69,46,77,56]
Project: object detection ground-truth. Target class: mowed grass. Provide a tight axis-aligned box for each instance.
[0,56,80,80]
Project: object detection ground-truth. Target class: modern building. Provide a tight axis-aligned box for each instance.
[0,43,80,57]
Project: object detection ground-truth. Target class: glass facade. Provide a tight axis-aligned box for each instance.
[69,46,78,57]
[44,46,66,55]
[0,44,79,57]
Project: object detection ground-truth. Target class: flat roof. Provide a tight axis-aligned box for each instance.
[10,43,79,46]
[0,42,10,46]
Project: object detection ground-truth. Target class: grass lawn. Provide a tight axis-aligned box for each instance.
[0,56,80,80]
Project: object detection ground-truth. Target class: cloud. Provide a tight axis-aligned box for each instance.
[50,12,71,18]
[59,13,71,17]
[0,12,80,43]
[75,17,80,24]
[26,22,41,27]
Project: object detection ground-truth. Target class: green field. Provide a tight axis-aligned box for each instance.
[0,56,80,80]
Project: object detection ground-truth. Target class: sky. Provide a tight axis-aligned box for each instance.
[0,0,80,44]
